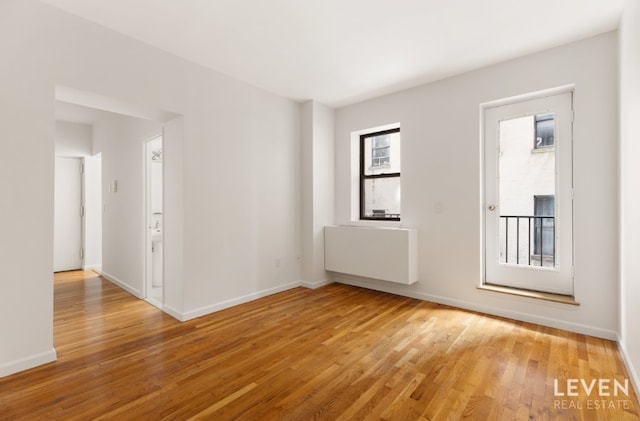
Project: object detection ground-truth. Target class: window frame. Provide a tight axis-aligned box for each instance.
[359,127,401,221]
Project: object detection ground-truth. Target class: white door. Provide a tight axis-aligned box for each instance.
[54,157,83,272]
[484,91,573,295]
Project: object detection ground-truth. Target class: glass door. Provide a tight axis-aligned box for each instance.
[484,91,573,295]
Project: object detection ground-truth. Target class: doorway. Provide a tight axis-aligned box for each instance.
[145,135,164,308]
[483,90,574,295]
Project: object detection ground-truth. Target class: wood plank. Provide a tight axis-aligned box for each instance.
[0,270,638,420]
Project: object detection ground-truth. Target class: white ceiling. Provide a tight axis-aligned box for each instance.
[55,101,111,125]
[40,0,624,107]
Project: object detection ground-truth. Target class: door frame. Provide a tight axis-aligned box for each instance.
[480,85,575,295]
[144,133,164,308]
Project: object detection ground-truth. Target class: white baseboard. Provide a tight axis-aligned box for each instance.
[83,264,102,272]
[145,297,163,311]
[98,273,309,322]
[336,276,618,340]
[163,304,186,322]
[181,281,302,321]
[301,278,334,289]
[160,279,332,321]
[101,271,143,299]
[617,336,640,404]
[0,348,57,378]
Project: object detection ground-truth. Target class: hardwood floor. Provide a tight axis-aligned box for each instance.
[1,271,638,420]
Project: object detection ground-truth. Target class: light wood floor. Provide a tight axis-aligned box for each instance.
[0,271,638,420]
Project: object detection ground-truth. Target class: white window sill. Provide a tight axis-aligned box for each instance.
[477,283,579,306]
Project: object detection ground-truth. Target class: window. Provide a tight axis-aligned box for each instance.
[371,136,390,167]
[360,128,401,220]
[533,195,555,261]
[534,113,554,148]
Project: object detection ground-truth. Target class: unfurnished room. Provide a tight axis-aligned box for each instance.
[1,0,640,419]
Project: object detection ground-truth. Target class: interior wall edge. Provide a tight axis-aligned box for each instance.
[100,272,143,299]
[617,335,640,405]
[180,281,303,322]
[300,278,334,289]
[0,348,57,378]
[161,304,186,322]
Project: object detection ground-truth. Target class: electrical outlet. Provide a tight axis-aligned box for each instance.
[275,258,281,268]
[296,255,301,263]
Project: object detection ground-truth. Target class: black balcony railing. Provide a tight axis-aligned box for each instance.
[500,215,555,267]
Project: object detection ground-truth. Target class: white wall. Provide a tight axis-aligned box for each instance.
[92,113,161,297]
[83,153,102,271]
[0,0,301,376]
[619,0,640,396]
[177,83,300,319]
[301,101,335,287]
[55,120,91,156]
[312,103,336,283]
[335,32,619,339]
[0,0,56,376]
[163,117,184,317]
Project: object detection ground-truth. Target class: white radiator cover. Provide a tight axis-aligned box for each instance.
[324,225,418,284]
